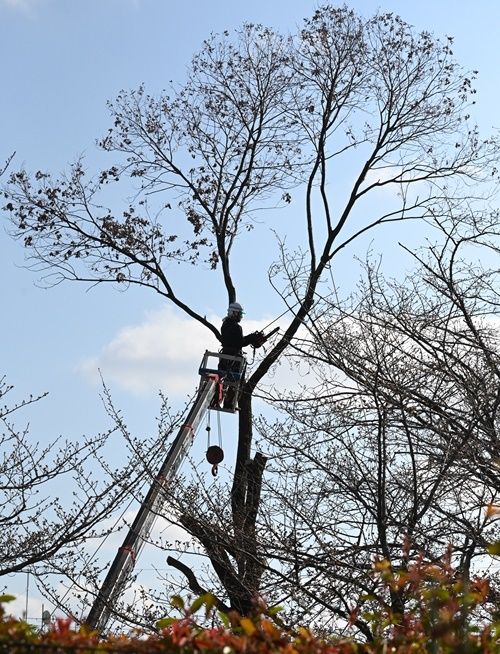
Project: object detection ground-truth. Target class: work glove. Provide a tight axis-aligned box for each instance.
[251,331,266,348]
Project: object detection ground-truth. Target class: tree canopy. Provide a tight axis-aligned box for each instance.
[3,4,500,635]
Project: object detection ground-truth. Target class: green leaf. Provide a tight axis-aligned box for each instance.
[218,610,230,628]
[203,593,217,613]
[0,595,16,603]
[267,604,283,616]
[156,617,176,630]
[189,595,206,614]
[487,541,500,556]
[170,595,185,611]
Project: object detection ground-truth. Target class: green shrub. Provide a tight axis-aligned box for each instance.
[1,553,499,653]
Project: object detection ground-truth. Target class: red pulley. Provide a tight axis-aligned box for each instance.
[206,445,224,465]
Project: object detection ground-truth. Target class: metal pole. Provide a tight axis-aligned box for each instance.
[86,375,218,633]
[24,571,29,621]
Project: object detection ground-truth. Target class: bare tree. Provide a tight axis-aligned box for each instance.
[0,153,15,178]
[253,212,500,637]
[0,377,157,583]
[3,5,498,622]
[19,387,188,627]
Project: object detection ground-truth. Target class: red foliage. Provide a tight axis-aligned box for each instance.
[1,552,500,653]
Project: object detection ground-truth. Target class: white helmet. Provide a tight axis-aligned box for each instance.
[228,302,244,317]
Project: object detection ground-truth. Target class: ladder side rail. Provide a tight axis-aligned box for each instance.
[131,375,219,553]
[86,376,218,632]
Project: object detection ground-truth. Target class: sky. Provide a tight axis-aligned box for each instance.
[1,0,500,625]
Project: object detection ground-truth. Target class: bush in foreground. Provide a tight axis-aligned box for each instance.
[2,553,500,653]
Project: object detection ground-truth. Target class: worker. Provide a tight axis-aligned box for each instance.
[221,302,264,355]
[219,302,264,409]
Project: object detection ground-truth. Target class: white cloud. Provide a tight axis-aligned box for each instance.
[1,0,40,14]
[360,165,429,200]
[78,307,221,397]
[97,508,193,554]
[5,591,44,623]
[77,307,275,399]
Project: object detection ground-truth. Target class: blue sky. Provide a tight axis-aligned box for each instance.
[2,0,499,434]
[1,0,499,622]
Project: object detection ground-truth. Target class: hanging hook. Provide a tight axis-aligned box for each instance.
[207,414,223,475]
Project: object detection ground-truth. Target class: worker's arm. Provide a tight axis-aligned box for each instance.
[242,332,256,347]
[222,321,268,350]
[243,331,266,347]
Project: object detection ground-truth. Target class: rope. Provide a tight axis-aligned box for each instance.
[206,412,211,449]
[260,298,302,332]
[217,411,222,448]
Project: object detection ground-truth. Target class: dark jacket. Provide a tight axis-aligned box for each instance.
[220,317,256,356]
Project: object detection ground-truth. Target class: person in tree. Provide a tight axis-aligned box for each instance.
[219,302,264,409]
[221,302,264,355]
